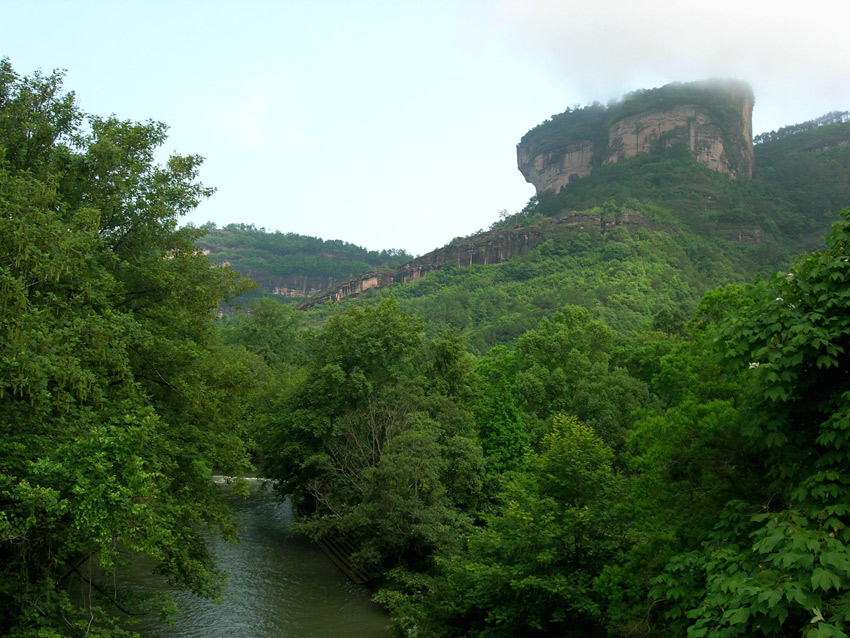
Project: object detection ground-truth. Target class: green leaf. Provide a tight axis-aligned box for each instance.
[725,606,750,625]
[812,567,841,592]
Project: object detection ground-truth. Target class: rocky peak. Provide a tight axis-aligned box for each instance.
[298,209,651,309]
[517,79,754,195]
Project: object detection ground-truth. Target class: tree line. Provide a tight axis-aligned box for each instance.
[238,210,850,637]
[4,59,850,637]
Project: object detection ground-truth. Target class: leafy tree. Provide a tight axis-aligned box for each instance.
[654,209,850,637]
[261,299,484,579]
[442,415,627,637]
[220,296,302,368]
[593,284,768,634]
[513,305,651,450]
[0,59,252,636]
[474,346,528,475]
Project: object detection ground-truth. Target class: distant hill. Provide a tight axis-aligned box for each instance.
[205,91,850,353]
[753,111,850,234]
[294,109,850,352]
[196,223,412,302]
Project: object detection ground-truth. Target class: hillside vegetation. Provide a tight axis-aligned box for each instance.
[6,58,850,638]
[197,223,411,301]
[286,116,850,352]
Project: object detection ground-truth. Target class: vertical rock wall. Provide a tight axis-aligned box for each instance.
[516,79,755,195]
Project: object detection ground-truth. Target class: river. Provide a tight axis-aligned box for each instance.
[127,479,390,638]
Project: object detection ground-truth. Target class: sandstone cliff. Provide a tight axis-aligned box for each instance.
[266,274,340,298]
[202,254,339,298]
[517,79,754,195]
[298,209,650,309]
[517,140,594,194]
[297,269,397,306]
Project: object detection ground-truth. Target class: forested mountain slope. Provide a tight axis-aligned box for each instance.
[286,116,849,352]
[205,101,850,354]
[196,223,411,300]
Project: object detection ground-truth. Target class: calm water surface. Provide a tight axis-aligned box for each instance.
[129,480,390,638]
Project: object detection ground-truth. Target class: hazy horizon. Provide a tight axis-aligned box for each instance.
[3,0,848,255]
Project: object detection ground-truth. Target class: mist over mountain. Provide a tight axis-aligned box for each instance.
[212,80,850,351]
[8,56,850,638]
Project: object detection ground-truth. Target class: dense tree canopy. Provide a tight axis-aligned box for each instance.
[6,54,850,638]
[442,415,627,638]
[259,300,484,575]
[0,59,255,636]
[654,209,850,637]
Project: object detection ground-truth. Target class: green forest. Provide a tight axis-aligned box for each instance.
[3,60,850,638]
[197,223,411,302]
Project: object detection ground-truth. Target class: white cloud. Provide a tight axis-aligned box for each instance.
[489,0,850,132]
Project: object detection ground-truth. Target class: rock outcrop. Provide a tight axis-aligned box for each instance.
[517,140,594,195]
[204,262,338,298]
[298,209,650,309]
[517,79,754,195]
[268,275,339,298]
[299,269,396,306]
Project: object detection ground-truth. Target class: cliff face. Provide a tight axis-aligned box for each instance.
[298,269,396,306]
[604,104,749,173]
[298,210,650,309]
[516,140,594,194]
[203,254,337,298]
[517,80,754,195]
[267,275,338,298]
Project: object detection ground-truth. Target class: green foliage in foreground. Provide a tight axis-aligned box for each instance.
[255,299,656,635]
[258,299,485,575]
[441,415,627,638]
[257,211,850,638]
[651,210,850,637]
[0,60,260,636]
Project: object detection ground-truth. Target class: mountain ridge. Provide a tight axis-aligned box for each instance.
[516,79,754,194]
[204,92,850,333]
[297,207,654,309]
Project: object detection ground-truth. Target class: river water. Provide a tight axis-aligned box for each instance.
[128,479,390,638]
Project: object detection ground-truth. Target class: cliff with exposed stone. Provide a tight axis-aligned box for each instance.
[518,79,754,195]
[298,269,397,306]
[298,209,650,309]
[202,252,339,298]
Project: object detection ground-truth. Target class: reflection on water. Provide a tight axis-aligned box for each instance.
[128,480,389,638]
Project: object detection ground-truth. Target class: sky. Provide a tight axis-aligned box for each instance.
[3,0,849,256]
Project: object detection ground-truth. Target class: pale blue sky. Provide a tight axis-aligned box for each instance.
[3,1,849,255]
